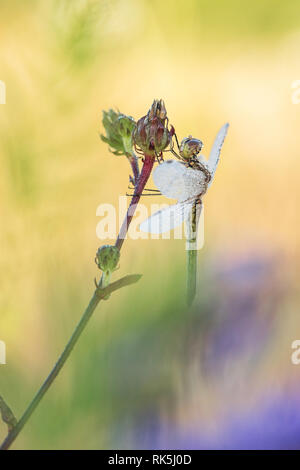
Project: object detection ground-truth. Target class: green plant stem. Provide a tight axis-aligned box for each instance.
[0,275,141,451]
[186,200,201,306]
[0,396,17,433]
[126,152,140,184]
[0,151,154,451]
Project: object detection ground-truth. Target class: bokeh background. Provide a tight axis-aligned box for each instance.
[0,0,300,449]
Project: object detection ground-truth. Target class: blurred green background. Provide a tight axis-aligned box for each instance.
[0,0,300,449]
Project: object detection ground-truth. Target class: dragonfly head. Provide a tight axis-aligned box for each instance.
[179,136,203,161]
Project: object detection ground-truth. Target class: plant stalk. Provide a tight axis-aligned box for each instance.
[126,152,140,184]
[0,150,154,450]
[0,275,141,450]
[115,154,154,251]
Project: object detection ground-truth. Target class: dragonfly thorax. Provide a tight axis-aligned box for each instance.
[183,157,212,186]
[186,164,209,198]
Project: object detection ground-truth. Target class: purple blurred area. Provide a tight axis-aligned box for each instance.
[153,388,300,450]
[200,251,283,377]
[124,251,299,450]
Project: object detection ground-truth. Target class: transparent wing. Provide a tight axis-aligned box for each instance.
[139,200,195,234]
[207,123,229,185]
[153,160,207,202]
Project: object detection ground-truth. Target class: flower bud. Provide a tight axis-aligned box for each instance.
[133,99,172,156]
[101,109,136,156]
[117,114,136,138]
[179,136,203,160]
[95,245,120,273]
[117,114,136,155]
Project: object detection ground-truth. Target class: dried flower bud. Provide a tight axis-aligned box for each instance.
[95,245,120,273]
[133,99,172,156]
[148,99,167,120]
[101,109,136,156]
[179,136,203,160]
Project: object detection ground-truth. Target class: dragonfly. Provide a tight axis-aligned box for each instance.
[139,123,229,236]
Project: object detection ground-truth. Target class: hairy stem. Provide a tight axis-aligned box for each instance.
[115,154,154,251]
[0,275,141,451]
[126,152,140,184]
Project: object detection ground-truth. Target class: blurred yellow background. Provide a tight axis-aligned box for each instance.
[0,0,300,449]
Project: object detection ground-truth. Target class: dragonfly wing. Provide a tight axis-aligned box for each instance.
[153,160,207,202]
[207,123,229,185]
[139,201,194,234]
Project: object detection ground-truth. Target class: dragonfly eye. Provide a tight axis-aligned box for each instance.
[179,137,203,160]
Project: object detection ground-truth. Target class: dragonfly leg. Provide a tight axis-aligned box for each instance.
[174,131,181,152]
[126,191,162,197]
[169,136,185,161]
[145,188,161,192]
[155,151,164,163]
[129,174,135,186]
[134,143,145,158]
[128,185,160,192]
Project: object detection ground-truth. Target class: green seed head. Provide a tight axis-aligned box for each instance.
[101,109,136,156]
[95,245,120,273]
